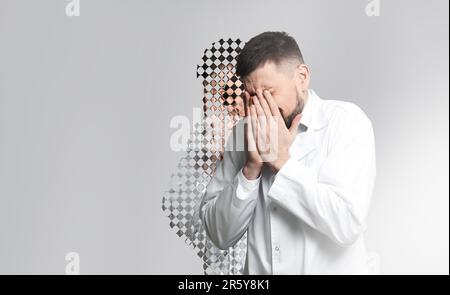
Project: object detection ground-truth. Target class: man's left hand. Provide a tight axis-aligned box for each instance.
[251,89,302,172]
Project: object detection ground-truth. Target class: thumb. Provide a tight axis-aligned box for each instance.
[289,114,302,134]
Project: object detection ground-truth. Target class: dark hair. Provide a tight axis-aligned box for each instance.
[236,31,304,79]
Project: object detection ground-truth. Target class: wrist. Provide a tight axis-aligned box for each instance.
[271,152,290,172]
[243,162,262,180]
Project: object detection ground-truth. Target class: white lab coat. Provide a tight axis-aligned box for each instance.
[199,89,376,274]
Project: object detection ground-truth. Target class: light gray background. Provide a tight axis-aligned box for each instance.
[0,0,448,274]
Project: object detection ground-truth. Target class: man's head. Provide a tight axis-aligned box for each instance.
[236,31,310,128]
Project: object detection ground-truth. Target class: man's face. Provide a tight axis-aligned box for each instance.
[243,61,307,128]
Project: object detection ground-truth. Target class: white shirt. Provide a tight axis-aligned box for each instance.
[199,89,376,274]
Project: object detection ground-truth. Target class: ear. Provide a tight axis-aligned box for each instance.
[296,64,310,91]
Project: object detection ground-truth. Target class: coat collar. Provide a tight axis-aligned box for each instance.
[299,89,328,132]
[290,89,329,161]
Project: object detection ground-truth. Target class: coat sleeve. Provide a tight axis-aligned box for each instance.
[199,123,260,250]
[268,107,376,247]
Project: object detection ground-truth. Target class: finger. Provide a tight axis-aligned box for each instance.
[245,100,250,120]
[250,105,259,143]
[289,114,303,134]
[258,90,277,140]
[244,91,252,108]
[246,106,257,151]
[251,104,268,154]
[252,94,266,118]
[256,112,269,154]
[253,96,267,146]
[263,89,282,117]
[257,89,273,119]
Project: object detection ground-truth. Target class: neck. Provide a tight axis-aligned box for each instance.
[302,89,309,105]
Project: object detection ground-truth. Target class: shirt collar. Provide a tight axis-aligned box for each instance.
[298,89,328,132]
[299,89,313,131]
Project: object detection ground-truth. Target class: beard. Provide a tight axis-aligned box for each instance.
[280,89,305,129]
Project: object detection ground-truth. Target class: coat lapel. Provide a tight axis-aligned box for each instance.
[290,128,317,161]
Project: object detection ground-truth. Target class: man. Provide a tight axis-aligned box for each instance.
[199,31,376,274]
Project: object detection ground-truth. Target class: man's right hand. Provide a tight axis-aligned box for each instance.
[243,91,263,180]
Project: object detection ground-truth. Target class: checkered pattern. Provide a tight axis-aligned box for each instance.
[162,38,247,274]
